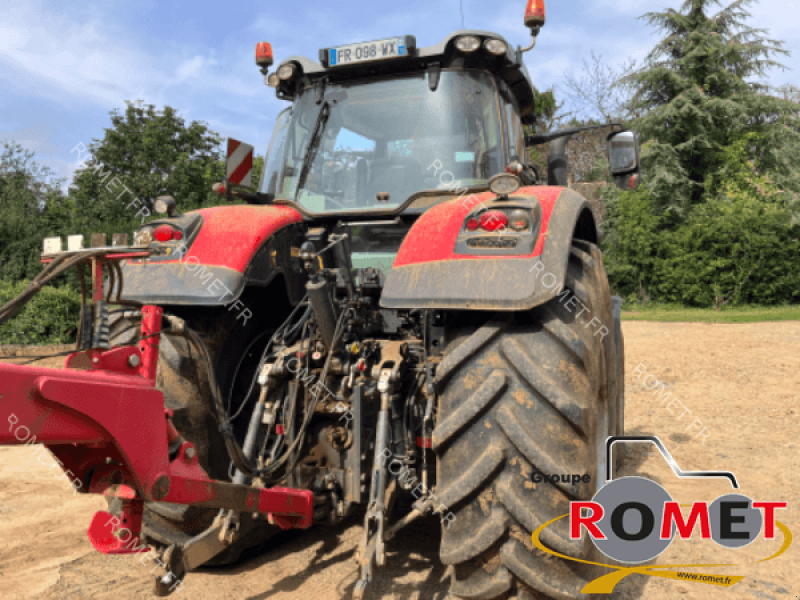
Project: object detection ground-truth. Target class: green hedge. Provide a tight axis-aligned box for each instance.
[602,187,800,307]
[0,281,82,345]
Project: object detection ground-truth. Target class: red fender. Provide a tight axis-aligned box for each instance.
[381,186,598,311]
[393,187,562,267]
[121,205,303,306]
[170,205,302,273]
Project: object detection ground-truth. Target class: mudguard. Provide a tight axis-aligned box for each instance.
[380,186,598,310]
[121,205,303,306]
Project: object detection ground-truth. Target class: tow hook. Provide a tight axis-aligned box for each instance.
[152,544,186,597]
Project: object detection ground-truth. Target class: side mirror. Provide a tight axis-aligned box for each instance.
[607,130,642,191]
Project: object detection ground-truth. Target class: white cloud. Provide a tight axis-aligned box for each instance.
[0,7,145,107]
[0,2,264,115]
[0,125,60,157]
[175,55,216,82]
[0,1,292,186]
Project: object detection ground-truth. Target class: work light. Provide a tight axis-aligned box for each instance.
[455,36,480,53]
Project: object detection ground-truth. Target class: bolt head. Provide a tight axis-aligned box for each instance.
[127,354,141,367]
[92,357,99,364]
[185,447,196,459]
[152,475,171,501]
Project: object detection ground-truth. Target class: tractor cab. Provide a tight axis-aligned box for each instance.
[255,31,538,216]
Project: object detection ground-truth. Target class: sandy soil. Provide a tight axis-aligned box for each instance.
[0,321,797,600]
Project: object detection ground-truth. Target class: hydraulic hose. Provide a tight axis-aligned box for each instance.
[179,326,259,478]
[0,249,109,325]
[178,303,350,482]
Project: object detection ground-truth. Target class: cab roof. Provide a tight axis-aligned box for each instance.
[273,30,538,124]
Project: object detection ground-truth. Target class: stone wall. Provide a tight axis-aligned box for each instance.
[570,181,610,224]
[527,126,614,225]
[565,127,610,184]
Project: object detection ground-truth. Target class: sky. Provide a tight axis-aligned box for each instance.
[0,0,796,189]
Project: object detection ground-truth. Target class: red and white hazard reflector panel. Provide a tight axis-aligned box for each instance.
[226,138,254,188]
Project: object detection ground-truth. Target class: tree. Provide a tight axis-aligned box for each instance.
[525,88,571,178]
[0,141,69,281]
[529,88,561,133]
[600,0,800,305]
[622,0,800,224]
[562,51,641,123]
[69,101,225,239]
[776,84,800,104]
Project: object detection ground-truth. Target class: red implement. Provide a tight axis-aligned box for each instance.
[0,304,312,556]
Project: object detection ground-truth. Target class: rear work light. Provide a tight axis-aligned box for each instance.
[484,39,508,56]
[277,64,296,81]
[455,35,481,53]
[489,173,521,197]
[478,210,508,232]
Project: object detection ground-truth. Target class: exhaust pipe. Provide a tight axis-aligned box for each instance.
[547,134,573,187]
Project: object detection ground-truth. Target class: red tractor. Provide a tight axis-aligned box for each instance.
[0,2,640,598]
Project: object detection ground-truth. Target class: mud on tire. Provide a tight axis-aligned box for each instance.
[434,240,623,600]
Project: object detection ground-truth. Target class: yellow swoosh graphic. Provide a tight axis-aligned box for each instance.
[530,514,792,594]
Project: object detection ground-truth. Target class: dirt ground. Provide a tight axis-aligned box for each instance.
[0,321,797,600]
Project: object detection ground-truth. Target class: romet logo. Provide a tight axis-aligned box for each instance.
[531,436,792,594]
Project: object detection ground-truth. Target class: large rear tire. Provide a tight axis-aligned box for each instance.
[434,240,623,600]
[108,305,279,565]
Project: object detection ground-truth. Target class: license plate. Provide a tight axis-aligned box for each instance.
[327,37,408,67]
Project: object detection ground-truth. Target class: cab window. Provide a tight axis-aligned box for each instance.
[500,85,523,162]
